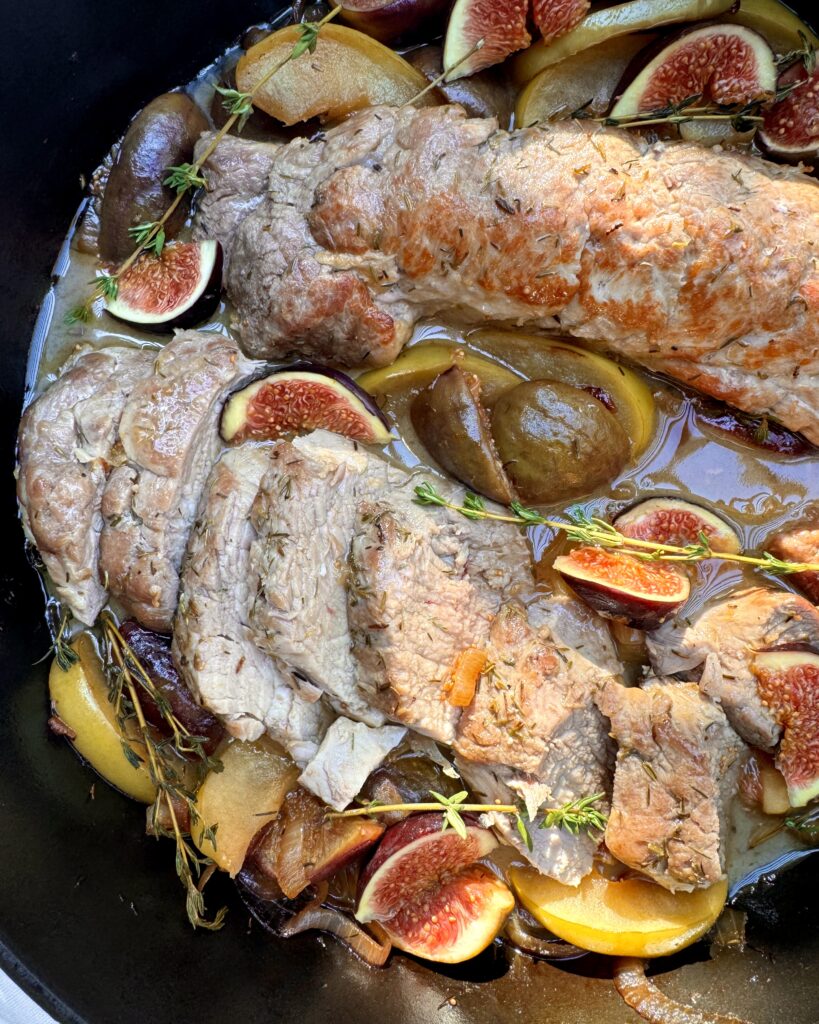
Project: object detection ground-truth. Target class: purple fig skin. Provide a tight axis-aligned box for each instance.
[286,362,392,433]
[334,0,450,44]
[559,574,686,631]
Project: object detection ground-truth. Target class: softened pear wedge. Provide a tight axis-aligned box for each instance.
[193,736,299,876]
[49,634,156,803]
[236,24,436,125]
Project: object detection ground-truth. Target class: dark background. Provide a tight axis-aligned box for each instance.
[1,2,817,1021]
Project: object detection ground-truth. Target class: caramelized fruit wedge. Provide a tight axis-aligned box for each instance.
[193,736,299,876]
[509,0,737,83]
[411,366,517,504]
[516,34,652,125]
[443,0,530,81]
[611,25,777,118]
[725,0,819,54]
[468,330,655,453]
[249,788,385,898]
[511,867,727,957]
[331,0,450,44]
[106,240,222,332]
[236,24,436,124]
[759,64,819,162]
[357,813,513,963]
[357,343,521,407]
[48,634,156,803]
[752,649,819,807]
[531,0,589,44]
[553,546,690,630]
[758,755,792,816]
[221,364,393,444]
[613,497,741,554]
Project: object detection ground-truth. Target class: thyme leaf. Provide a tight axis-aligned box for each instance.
[164,162,207,194]
[413,484,819,575]
[540,793,607,835]
[101,614,226,930]
[128,221,166,257]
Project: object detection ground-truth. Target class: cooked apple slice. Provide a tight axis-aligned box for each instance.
[356,812,514,963]
[49,634,156,804]
[236,24,436,125]
[516,34,652,125]
[192,736,299,876]
[511,867,727,957]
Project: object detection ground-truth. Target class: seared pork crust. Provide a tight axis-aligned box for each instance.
[196,106,819,439]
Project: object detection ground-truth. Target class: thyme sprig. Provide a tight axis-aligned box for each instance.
[35,606,78,672]
[327,789,608,847]
[571,92,765,132]
[65,5,341,326]
[414,483,819,576]
[776,31,816,76]
[101,613,225,929]
[400,38,486,109]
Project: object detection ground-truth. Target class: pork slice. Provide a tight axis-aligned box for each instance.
[598,678,746,892]
[647,587,819,749]
[192,133,279,273]
[173,445,329,761]
[348,501,498,745]
[249,431,386,723]
[298,717,407,811]
[16,345,155,624]
[100,331,256,631]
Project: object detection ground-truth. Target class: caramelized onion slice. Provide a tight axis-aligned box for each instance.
[503,907,587,961]
[280,901,392,967]
[613,958,751,1024]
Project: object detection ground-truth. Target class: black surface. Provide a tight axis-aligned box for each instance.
[1,3,818,1022]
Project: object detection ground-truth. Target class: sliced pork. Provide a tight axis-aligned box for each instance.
[648,587,819,749]
[249,432,390,723]
[598,678,745,892]
[100,331,255,632]
[194,105,819,440]
[16,345,154,624]
[173,445,329,761]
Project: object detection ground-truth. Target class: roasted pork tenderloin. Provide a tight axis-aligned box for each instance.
[194,106,819,441]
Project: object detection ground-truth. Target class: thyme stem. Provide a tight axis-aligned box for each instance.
[414,483,819,576]
[400,38,485,109]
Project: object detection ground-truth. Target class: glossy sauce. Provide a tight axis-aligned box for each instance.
[26,46,818,899]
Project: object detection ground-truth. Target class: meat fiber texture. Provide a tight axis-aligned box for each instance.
[17,345,155,624]
[597,677,746,892]
[173,445,331,764]
[648,587,819,749]
[194,106,819,441]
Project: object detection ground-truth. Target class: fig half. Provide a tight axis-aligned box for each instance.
[614,497,741,554]
[553,546,690,630]
[611,24,777,118]
[753,649,819,807]
[410,366,517,504]
[759,64,819,163]
[221,364,393,444]
[331,0,450,44]
[443,0,531,81]
[356,812,514,963]
[106,240,222,332]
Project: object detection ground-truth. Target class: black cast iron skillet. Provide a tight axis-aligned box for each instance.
[1,2,818,1021]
